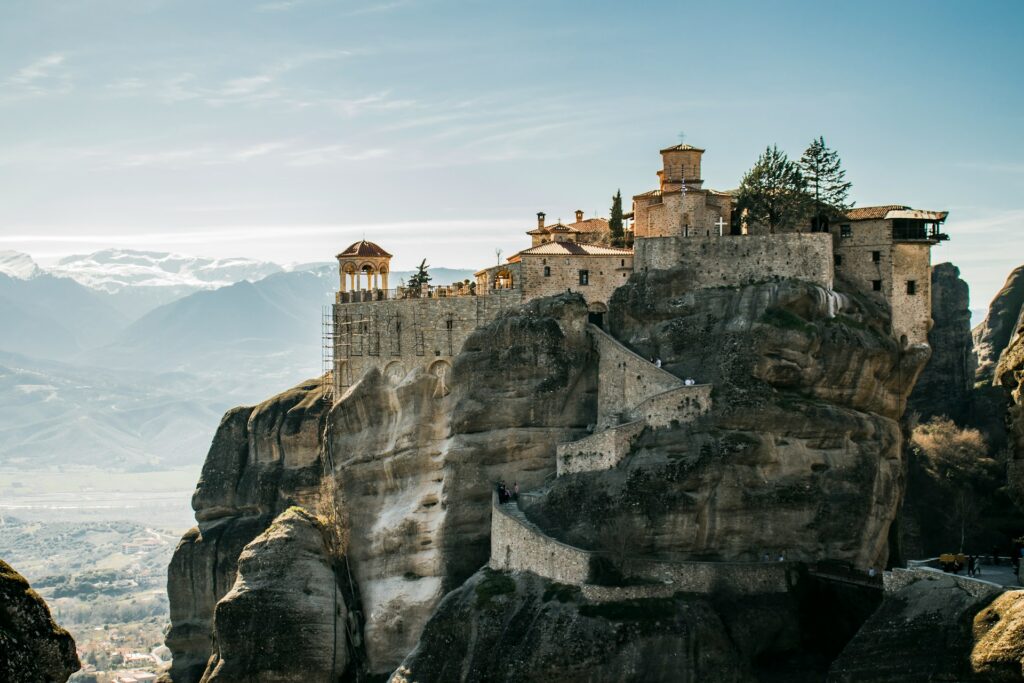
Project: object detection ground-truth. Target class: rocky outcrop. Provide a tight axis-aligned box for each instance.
[975,265,1024,385]
[199,507,346,682]
[0,559,80,683]
[908,262,975,423]
[166,295,595,680]
[996,298,1024,508]
[829,571,1002,682]
[524,274,923,570]
[972,590,1024,680]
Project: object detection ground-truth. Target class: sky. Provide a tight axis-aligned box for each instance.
[1,0,1022,313]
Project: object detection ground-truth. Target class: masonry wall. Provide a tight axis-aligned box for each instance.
[634,384,713,429]
[332,289,524,390]
[556,420,646,476]
[635,233,834,290]
[490,498,591,585]
[593,325,685,428]
[832,219,934,346]
[518,253,632,308]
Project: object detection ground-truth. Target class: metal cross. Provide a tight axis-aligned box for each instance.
[715,216,727,236]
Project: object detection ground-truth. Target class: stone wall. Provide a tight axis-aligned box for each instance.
[332,289,524,391]
[634,384,713,429]
[884,567,1004,599]
[592,324,685,428]
[518,253,632,309]
[635,233,834,290]
[489,497,591,585]
[556,420,646,476]
[490,496,794,595]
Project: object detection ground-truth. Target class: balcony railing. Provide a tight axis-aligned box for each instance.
[335,283,518,304]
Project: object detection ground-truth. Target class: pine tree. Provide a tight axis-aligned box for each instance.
[736,145,810,234]
[799,136,852,230]
[408,259,431,289]
[609,190,625,247]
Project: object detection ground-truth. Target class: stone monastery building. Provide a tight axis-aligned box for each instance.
[327,142,949,399]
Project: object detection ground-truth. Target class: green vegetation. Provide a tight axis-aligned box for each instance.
[760,307,813,333]
[799,136,852,227]
[736,145,810,233]
[609,190,626,247]
[579,596,679,621]
[408,259,432,289]
[474,568,516,608]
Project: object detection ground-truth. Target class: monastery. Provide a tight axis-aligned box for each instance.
[326,142,949,399]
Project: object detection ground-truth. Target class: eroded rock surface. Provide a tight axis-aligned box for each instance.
[909,262,975,423]
[972,590,1024,681]
[975,265,1024,385]
[200,507,346,682]
[0,559,80,683]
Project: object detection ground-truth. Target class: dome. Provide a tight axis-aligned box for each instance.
[336,240,392,259]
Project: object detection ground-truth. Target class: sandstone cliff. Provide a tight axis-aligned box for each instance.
[975,265,1024,385]
[166,295,594,680]
[0,558,80,683]
[996,297,1024,509]
[908,262,975,423]
[167,264,929,681]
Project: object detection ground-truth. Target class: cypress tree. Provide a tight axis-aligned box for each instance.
[609,190,625,247]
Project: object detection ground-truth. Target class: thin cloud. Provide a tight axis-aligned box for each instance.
[2,53,72,101]
[256,0,305,11]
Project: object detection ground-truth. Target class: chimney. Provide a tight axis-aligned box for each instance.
[575,209,584,223]
[537,212,546,229]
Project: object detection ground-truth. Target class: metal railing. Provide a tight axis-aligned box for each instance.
[335,284,518,304]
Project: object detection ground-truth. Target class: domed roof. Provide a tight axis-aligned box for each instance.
[336,240,392,259]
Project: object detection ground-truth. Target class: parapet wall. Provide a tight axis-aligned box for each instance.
[490,496,795,595]
[490,496,591,585]
[634,234,834,290]
[634,384,712,429]
[332,289,523,392]
[556,420,646,476]
[884,567,1004,599]
[592,325,684,429]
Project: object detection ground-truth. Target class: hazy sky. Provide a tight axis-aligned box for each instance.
[2,0,1022,311]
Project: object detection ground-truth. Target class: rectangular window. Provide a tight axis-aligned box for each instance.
[840,224,852,238]
[906,280,917,295]
[543,266,551,277]
[834,254,842,266]
[872,251,881,263]
[578,270,589,286]
[872,280,882,291]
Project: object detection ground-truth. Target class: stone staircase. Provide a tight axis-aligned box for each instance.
[555,324,712,476]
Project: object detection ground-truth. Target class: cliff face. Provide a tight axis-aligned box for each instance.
[166,295,594,680]
[0,559,80,683]
[997,301,1024,508]
[526,273,922,569]
[975,265,1024,385]
[908,263,975,423]
[167,266,927,681]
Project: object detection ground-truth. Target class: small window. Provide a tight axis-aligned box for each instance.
[542,258,547,265]
[620,259,625,267]
[871,251,881,263]
[872,280,882,291]
[579,269,589,286]
[543,266,551,277]
[906,280,917,295]
[834,254,842,266]
[840,224,852,238]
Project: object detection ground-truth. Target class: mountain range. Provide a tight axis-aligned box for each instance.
[0,249,475,472]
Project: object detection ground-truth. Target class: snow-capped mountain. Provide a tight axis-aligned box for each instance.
[0,251,42,279]
[50,249,284,292]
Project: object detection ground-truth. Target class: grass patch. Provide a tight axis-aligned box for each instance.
[474,568,516,608]
[760,307,813,333]
[579,597,679,621]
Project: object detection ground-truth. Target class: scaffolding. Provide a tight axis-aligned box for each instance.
[321,304,372,403]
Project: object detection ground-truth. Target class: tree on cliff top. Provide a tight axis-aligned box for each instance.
[609,190,625,247]
[408,259,431,289]
[799,136,852,229]
[736,145,810,233]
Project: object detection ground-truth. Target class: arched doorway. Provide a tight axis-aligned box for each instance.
[588,301,608,329]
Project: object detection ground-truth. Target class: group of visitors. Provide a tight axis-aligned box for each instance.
[648,357,698,386]
[496,481,518,504]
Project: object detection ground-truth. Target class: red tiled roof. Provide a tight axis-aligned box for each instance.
[515,242,633,257]
[844,205,910,221]
[336,240,392,259]
[568,217,609,233]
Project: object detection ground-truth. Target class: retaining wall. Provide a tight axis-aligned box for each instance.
[556,420,646,476]
[490,496,591,585]
[634,384,712,429]
[884,567,1005,599]
[635,234,834,290]
[592,325,684,429]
